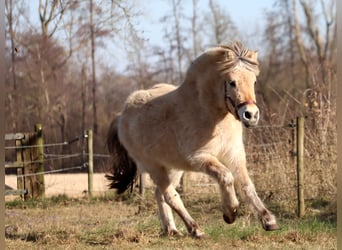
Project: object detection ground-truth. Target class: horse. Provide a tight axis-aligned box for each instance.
[105,41,279,238]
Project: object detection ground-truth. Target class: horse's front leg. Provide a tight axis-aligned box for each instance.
[235,160,279,231]
[191,154,240,224]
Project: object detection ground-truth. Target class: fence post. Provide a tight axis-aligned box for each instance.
[35,124,45,199]
[22,125,45,200]
[290,119,297,162]
[296,116,305,218]
[16,139,24,200]
[87,129,94,199]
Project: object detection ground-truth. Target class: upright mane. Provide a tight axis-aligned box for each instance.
[184,41,260,82]
[215,42,260,75]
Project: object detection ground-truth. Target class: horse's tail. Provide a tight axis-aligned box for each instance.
[105,115,137,194]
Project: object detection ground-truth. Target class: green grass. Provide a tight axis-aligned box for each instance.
[5,194,336,249]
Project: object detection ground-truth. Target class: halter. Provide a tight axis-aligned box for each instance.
[224,81,257,119]
[237,99,257,109]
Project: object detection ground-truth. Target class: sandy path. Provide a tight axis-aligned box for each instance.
[5,173,111,198]
[5,172,214,200]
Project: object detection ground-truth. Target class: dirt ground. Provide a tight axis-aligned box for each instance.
[5,173,110,199]
[5,172,214,200]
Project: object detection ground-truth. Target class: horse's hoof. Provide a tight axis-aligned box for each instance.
[170,230,183,237]
[164,229,183,237]
[264,223,280,231]
[191,229,206,239]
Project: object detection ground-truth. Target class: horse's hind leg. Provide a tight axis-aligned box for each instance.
[235,163,279,231]
[155,188,181,236]
[155,170,184,236]
[152,169,205,238]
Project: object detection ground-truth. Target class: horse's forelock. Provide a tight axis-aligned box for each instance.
[209,42,260,75]
[184,42,259,82]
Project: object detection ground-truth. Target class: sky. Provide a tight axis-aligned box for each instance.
[116,0,275,72]
[114,0,276,72]
[26,0,276,73]
[135,0,275,49]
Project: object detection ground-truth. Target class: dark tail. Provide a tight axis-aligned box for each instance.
[105,115,137,194]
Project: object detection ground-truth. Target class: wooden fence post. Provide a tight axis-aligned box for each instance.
[35,124,45,199]
[296,117,305,218]
[16,139,24,199]
[290,119,297,162]
[87,129,94,198]
[22,124,45,200]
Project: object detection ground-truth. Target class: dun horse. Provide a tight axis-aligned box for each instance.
[106,42,279,238]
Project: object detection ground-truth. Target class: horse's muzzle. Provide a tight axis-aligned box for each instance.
[237,101,259,127]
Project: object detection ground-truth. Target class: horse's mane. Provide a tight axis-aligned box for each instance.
[184,42,259,82]
[215,42,260,75]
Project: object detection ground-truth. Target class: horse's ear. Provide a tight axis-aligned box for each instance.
[246,50,258,61]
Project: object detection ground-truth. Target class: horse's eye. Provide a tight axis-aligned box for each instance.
[229,81,236,88]
[254,81,257,85]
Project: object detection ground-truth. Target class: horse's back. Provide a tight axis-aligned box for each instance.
[118,82,243,171]
[124,83,176,109]
[118,83,180,164]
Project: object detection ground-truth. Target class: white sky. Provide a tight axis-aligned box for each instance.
[25,0,276,73]
[136,0,274,47]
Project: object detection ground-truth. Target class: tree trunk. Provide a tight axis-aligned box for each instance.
[171,0,183,83]
[6,0,17,130]
[293,0,310,89]
[90,0,98,134]
[191,0,199,58]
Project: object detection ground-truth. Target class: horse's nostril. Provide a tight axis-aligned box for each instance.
[243,111,252,120]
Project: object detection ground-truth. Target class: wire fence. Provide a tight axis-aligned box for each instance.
[4,118,337,205]
[176,118,337,210]
[5,128,112,199]
[16,164,87,178]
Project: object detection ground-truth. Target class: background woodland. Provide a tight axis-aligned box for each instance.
[5,0,336,201]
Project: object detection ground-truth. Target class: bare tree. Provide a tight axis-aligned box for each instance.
[5,0,17,91]
[71,0,140,134]
[293,0,310,88]
[191,0,199,58]
[36,0,76,136]
[206,0,239,44]
[89,0,98,134]
[293,0,336,86]
[5,0,24,131]
[171,0,184,82]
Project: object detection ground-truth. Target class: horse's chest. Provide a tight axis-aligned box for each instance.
[212,122,245,159]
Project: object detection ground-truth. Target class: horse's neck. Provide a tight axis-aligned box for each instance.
[176,81,233,123]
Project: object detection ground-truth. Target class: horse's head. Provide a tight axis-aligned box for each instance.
[219,42,260,127]
[185,42,260,128]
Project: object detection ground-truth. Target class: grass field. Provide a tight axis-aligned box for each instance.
[5,191,336,250]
